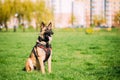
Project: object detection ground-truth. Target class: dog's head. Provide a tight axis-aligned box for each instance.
[38,22,54,44]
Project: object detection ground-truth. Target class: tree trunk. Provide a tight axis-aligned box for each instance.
[13,25,16,32]
[4,22,8,32]
[0,23,2,31]
[22,23,25,32]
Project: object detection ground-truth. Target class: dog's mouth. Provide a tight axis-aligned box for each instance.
[44,30,54,37]
[48,36,52,43]
[40,31,53,43]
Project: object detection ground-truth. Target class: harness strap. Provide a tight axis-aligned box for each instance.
[38,45,51,63]
[32,47,39,62]
[32,43,51,63]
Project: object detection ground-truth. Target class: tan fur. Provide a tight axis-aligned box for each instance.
[25,47,52,74]
[25,22,53,74]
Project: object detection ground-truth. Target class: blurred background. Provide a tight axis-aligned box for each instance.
[0,0,120,31]
[0,1,120,80]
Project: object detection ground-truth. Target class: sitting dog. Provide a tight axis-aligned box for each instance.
[25,22,54,74]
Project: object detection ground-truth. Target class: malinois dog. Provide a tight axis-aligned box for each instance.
[25,22,53,74]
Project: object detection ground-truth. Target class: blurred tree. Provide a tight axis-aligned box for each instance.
[114,11,120,27]
[0,1,3,25]
[93,16,100,26]
[93,15,106,27]
[0,0,53,32]
[12,0,33,32]
[69,15,76,27]
[0,0,13,31]
[33,0,53,31]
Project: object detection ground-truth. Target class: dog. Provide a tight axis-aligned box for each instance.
[25,22,54,74]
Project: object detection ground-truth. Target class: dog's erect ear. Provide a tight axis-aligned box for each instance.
[48,22,52,29]
[41,22,45,28]
[41,22,45,29]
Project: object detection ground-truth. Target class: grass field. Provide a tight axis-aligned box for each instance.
[0,28,120,80]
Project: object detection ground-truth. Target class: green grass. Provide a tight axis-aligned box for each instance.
[0,28,120,80]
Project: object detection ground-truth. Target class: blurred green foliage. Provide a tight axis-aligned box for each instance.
[0,0,53,31]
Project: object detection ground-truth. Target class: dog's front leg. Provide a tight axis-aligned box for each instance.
[48,55,51,73]
[39,58,45,74]
[48,50,52,73]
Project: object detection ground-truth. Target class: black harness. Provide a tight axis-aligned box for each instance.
[32,42,51,63]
